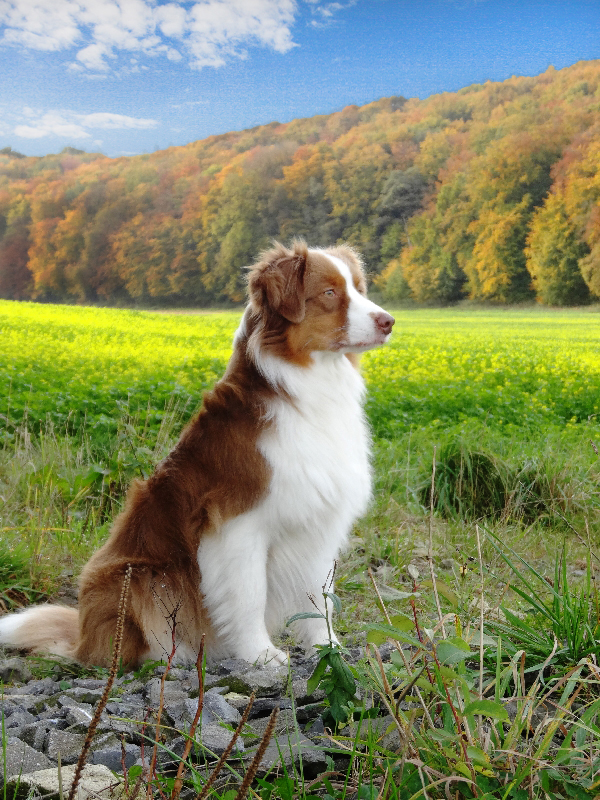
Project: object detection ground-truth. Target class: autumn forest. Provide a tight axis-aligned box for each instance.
[2,59,600,307]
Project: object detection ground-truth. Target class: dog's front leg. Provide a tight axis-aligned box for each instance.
[265,538,343,655]
[197,512,288,666]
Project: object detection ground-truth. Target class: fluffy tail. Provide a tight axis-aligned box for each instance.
[0,604,79,659]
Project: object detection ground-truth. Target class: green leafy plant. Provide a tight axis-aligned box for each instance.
[288,583,359,730]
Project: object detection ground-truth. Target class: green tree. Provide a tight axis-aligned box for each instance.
[525,192,590,305]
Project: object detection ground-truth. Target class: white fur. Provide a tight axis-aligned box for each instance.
[198,348,372,664]
[0,607,33,643]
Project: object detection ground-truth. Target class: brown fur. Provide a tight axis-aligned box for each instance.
[2,242,369,667]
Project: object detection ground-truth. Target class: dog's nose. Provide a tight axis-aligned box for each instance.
[374,312,395,335]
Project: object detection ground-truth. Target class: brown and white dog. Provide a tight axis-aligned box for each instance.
[0,242,394,667]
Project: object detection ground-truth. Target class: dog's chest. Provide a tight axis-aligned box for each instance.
[257,356,371,530]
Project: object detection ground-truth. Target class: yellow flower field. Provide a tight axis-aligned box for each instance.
[2,300,600,449]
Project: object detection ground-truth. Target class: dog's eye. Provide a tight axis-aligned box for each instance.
[323,289,336,297]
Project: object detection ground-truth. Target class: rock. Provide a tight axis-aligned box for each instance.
[0,698,19,718]
[196,722,244,756]
[20,677,58,695]
[245,733,327,778]
[2,694,38,713]
[247,708,297,740]
[247,697,293,719]
[0,737,53,780]
[5,709,36,729]
[44,729,88,764]
[91,743,140,772]
[18,722,48,751]
[119,678,145,694]
[65,704,97,731]
[72,678,106,689]
[63,687,105,705]
[145,676,188,707]
[0,657,32,684]
[201,690,242,724]
[214,666,289,697]
[5,763,122,800]
[213,658,252,676]
[222,691,252,709]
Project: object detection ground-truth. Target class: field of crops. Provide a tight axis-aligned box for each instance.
[3,299,600,452]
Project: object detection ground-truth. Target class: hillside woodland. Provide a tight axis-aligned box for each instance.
[2,60,600,306]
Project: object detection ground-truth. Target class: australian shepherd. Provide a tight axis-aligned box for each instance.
[0,242,394,667]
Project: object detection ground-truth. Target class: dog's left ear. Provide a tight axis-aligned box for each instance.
[249,248,307,323]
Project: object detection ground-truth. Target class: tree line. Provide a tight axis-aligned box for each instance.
[2,61,600,307]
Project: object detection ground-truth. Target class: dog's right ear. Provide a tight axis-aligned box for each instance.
[248,246,307,323]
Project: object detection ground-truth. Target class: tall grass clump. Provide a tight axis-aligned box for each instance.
[420,441,507,520]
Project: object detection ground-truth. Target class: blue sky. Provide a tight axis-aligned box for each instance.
[1,0,599,158]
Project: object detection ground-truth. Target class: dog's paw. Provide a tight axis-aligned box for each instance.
[254,646,289,666]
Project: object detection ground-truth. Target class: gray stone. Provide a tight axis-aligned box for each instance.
[292,677,325,705]
[18,722,51,751]
[5,709,36,729]
[196,722,244,756]
[0,657,32,684]
[1,694,38,713]
[91,743,140,772]
[201,672,221,689]
[145,676,188,707]
[214,658,252,675]
[119,678,144,694]
[5,763,122,800]
[214,666,288,697]
[45,729,88,764]
[18,677,57,695]
[101,715,142,743]
[0,736,53,780]
[65,703,96,729]
[0,698,19,717]
[247,708,298,740]
[222,692,252,710]
[73,678,106,689]
[63,687,105,705]
[247,697,293,719]
[244,733,327,778]
[200,690,242,725]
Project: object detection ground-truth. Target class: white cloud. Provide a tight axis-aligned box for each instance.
[0,0,326,73]
[11,108,158,139]
[82,111,157,128]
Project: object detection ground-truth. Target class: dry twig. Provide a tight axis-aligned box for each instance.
[68,564,132,800]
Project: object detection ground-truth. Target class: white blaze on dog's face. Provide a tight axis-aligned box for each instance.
[322,252,395,353]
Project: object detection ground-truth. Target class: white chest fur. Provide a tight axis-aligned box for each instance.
[257,351,372,537]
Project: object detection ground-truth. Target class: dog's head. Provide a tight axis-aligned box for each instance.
[245,241,394,366]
